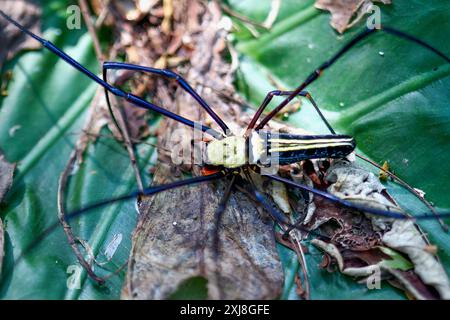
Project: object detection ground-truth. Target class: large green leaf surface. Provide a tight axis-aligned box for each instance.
[228,0,450,299]
[0,0,449,300]
[0,0,155,299]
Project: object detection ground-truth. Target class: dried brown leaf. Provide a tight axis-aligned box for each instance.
[0,151,15,202]
[0,0,41,68]
[124,164,283,299]
[120,0,283,299]
[315,0,392,33]
[387,269,439,300]
[0,218,3,277]
[0,151,15,277]
[302,160,450,299]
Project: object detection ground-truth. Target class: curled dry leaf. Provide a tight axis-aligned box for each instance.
[0,0,41,68]
[0,151,15,202]
[315,0,392,33]
[114,0,160,21]
[301,159,450,299]
[383,220,450,299]
[0,218,3,277]
[0,150,15,276]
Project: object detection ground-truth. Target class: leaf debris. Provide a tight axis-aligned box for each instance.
[0,151,15,202]
[0,150,15,277]
[0,0,41,68]
[315,0,392,33]
[294,159,450,299]
[379,160,390,181]
[88,0,283,299]
[0,218,3,277]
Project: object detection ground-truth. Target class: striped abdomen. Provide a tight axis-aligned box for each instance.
[251,131,356,166]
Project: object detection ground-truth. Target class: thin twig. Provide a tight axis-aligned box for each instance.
[290,234,311,299]
[56,1,145,283]
[58,149,105,284]
[212,0,269,30]
[78,0,104,61]
[274,230,311,299]
[262,0,281,29]
[112,106,145,192]
[102,260,129,281]
[95,0,111,29]
[79,0,144,191]
[279,221,311,300]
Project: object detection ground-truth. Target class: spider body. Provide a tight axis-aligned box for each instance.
[206,131,356,168]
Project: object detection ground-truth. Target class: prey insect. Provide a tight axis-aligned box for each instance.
[1,7,450,290]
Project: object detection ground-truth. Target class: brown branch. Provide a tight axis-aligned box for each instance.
[95,0,111,29]
[78,0,104,61]
[58,149,105,284]
[214,0,269,30]
[56,0,146,283]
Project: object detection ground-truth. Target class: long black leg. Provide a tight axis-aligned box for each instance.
[212,175,236,257]
[13,171,227,269]
[0,10,223,139]
[102,67,125,138]
[239,175,330,240]
[211,174,236,299]
[103,62,230,134]
[282,204,312,240]
[266,174,450,220]
[245,90,335,135]
[70,172,226,218]
[249,91,445,225]
[255,27,450,129]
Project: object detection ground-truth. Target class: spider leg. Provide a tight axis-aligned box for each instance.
[0,10,223,139]
[255,27,450,129]
[244,26,450,229]
[103,62,230,134]
[13,171,227,274]
[211,174,237,299]
[265,174,450,220]
[246,90,334,134]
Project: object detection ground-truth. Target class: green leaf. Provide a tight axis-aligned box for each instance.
[230,0,450,299]
[379,247,414,271]
[168,277,209,300]
[0,1,155,299]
